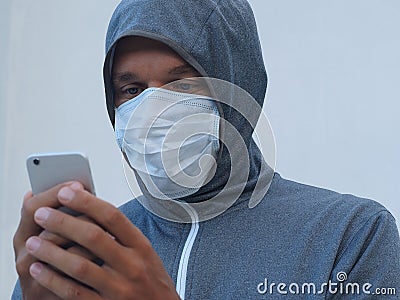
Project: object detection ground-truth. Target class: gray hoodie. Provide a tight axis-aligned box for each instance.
[12,0,400,299]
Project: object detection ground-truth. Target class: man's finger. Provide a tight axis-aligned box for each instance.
[38,214,94,247]
[29,261,102,300]
[26,236,108,292]
[68,245,99,263]
[23,190,33,203]
[14,183,72,255]
[57,183,149,249]
[32,207,127,269]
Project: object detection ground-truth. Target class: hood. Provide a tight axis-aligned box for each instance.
[103,0,273,221]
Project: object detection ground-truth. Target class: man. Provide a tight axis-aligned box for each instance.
[13,0,400,299]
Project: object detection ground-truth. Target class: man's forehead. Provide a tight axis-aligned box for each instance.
[111,36,200,81]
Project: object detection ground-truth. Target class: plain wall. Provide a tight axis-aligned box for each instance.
[1,1,399,298]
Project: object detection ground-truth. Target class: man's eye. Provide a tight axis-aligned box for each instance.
[170,82,195,93]
[179,83,192,91]
[126,87,140,95]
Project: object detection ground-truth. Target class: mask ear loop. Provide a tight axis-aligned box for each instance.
[215,101,224,163]
[201,78,225,163]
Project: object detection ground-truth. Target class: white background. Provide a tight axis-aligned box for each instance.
[1,1,399,298]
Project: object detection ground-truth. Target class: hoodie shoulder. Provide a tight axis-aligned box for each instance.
[260,174,396,254]
[269,174,389,220]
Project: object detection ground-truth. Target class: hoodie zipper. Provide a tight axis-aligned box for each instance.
[176,204,199,300]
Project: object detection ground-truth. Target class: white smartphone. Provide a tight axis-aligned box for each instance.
[26,152,96,195]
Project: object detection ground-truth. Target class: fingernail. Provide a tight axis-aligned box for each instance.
[23,191,33,201]
[26,236,41,252]
[58,186,75,202]
[30,262,43,277]
[35,207,50,222]
[70,182,83,191]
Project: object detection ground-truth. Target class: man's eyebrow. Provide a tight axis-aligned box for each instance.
[112,72,137,84]
[112,64,199,83]
[169,64,200,76]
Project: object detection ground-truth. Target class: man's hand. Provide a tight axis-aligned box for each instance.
[24,182,180,300]
[13,183,74,299]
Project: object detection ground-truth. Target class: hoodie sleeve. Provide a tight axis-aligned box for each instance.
[328,210,400,299]
[10,280,22,299]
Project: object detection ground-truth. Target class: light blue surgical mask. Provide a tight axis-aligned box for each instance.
[115,87,220,200]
